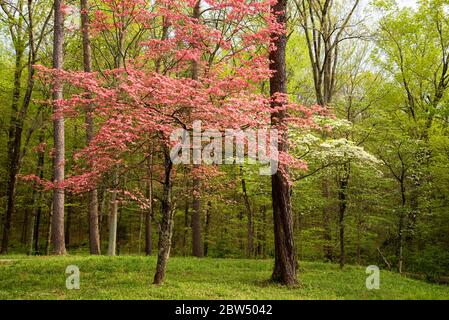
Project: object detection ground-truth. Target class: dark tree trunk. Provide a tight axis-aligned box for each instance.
[51,0,66,255]
[21,209,30,244]
[153,149,174,285]
[269,0,298,286]
[398,180,406,274]
[338,176,348,269]
[34,206,42,254]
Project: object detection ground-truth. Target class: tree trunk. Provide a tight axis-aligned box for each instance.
[338,177,348,269]
[21,209,30,244]
[153,149,174,285]
[51,0,66,255]
[33,131,45,255]
[34,206,42,254]
[28,150,42,257]
[269,0,297,286]
[28,191,39,256]
[107,170,119,256]
[87,188,100,254]
[398,180,406,274]
[81,0,101,255]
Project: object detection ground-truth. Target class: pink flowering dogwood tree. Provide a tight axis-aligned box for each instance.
[30,0,324,284]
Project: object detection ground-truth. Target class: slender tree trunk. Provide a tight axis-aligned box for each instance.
[398,181,406,274]
[21,209,30,244]
[269,0,297,286]
[107,170,119,256]
[153,149,174,285]
[32,131,45,255]
[28,141,44,256]
[80,0,101,255]
[28,190,39,255]
[338,177,348,269]
[51,0,66,255]
[28,151,42,257]
[34,206,42,254]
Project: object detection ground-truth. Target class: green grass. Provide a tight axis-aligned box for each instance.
[0,255,448,300]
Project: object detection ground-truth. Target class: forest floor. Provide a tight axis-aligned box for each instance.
[0,255,448,300]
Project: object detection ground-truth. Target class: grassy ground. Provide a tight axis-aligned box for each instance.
[0,255,448,300]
